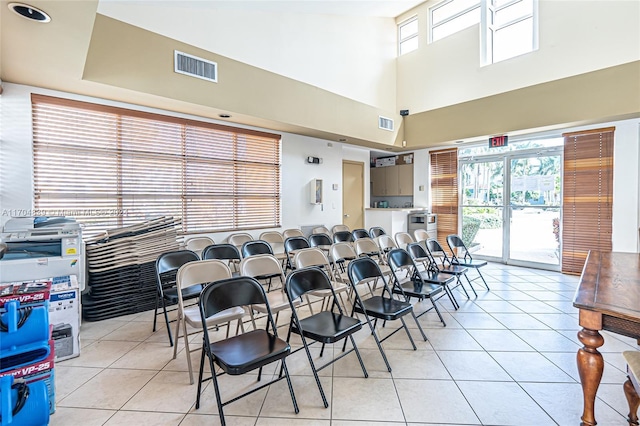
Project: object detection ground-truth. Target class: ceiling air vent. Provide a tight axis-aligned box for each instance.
[174,50,217,83]
[378,116,394,131]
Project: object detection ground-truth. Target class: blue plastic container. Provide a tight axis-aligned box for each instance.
[0,301,50,372]
[0,375,49,426]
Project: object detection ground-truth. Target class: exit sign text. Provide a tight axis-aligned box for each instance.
[489,135,508,148]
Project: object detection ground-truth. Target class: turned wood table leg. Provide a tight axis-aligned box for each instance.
[577,327,605,426]
[624,378,640,425]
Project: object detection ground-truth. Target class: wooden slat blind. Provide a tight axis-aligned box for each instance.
[430,148,459,249]
[32,94,281,236]
[562,127,614,274]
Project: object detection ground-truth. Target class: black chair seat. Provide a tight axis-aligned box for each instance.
[394,278,444,298]
[209,329,291,375]
[163,284,203,304]
[355,296,413,321]
[452,259,488,268]
[418,270,456,285]
[292,311,362,344]
[438,264,468,275]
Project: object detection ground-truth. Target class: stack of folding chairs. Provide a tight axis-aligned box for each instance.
[82,217,181,321]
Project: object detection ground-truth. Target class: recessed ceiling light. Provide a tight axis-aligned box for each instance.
[8,3,50,22]
[218,114,231,118]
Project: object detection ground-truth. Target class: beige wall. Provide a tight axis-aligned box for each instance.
[396,0,640,113]
[97,1,398,110]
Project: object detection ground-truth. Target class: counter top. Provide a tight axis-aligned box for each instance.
[365,208,430,212]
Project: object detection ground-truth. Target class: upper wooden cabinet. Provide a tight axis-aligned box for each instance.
[371,164,413,196]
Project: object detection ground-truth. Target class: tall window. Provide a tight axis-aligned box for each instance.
[430,0,481,43]
[430,148,459,249]
[399,16,419,55]
[32,95,281,235]
[429,0,538,64]
[561,127,614,274]
[482,0,538,64]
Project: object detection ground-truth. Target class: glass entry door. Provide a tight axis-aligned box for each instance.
[508,154,561,267]
[460,147,562,270]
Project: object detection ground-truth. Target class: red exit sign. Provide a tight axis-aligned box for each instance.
[489,135,508,148]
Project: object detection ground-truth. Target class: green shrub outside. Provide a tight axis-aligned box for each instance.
[462,216,481,247]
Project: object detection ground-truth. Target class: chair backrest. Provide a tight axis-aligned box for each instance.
[347,256,386,288]
[354,238,383,259]
[228,233,253,248]
[394,232,415,250]
[425,238,451,264]
[376,234,397,252]
[406,242,429,260]
[352,228,370,240]
[333,230,354,243]
[185,237,214,255]
[413,229,430,242]
[156,250,200,292]
[309,233,332,247]
[387,248,417,275]
[259,231,284,245]
[157,250,200,275]
[201,244,242,262]
[176,259,232,308]
[369,227,386,238]
[285,267,334,301]
[240,254,285,282]
[284,236,310,253]
[330,242,357,263]
[446,234,473,262]
[200,276,271,323]
[331,224,350,234]
[241,240,274,258]
[312,226,331,236]
[407,242,438,272]
[282,228,304,239]
[293,248,335,279]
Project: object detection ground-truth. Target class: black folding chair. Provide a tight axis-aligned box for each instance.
[285,267,368,408]
[425,238,474,300]
[387,248,447,326]
[283,236,310,271]
[241,240,274,258]
[202,244,242,275]
[446,234,490,291]
[352,228,370,240]
[195,276,299,426]
[368,226,386,238]
[333,230,354,243]
[309,233,332,248]
[347,257,428,372]
[153,250,200,346]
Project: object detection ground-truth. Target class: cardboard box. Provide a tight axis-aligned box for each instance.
[375,156,396,167]
[49,281,80,361]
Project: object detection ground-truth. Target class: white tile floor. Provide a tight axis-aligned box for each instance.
[51,263,637,425]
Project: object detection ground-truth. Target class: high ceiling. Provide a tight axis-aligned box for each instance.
[98,0,425,18]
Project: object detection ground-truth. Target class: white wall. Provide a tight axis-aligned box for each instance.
[0,83,370,241]
[397,0,640,113]
[97,1,397,110]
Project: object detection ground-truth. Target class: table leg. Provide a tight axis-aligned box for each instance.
[577,328,605,426]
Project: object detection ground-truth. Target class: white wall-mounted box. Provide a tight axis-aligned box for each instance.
[310,179,323,204]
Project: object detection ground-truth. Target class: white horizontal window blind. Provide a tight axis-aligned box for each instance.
[32,94,281,236]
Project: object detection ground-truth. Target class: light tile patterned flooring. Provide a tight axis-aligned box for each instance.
[51,263,637,425]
